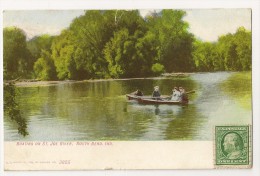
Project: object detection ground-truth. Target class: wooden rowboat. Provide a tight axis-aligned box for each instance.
[126,94,187,105]
[126,94,170,101]
[126,90,194,105]
[126,94,151,100]
[137,98,185,105]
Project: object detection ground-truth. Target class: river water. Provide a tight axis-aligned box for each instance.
[4,72,252,141]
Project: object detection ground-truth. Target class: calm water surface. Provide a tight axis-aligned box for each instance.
[4,72,252,141]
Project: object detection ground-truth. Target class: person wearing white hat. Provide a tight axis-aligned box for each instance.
[152,86,161,100]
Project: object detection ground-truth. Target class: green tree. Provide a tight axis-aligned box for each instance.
[27,34,54,63]
[104,28,158,78]
[52,10,155,79]
[34,50,57,80]
[192,40,218,71]
[192,26,251,72]
[3,27,33,79]
[217,27,251,71]
[233,27,252,70]
[51,30,79,79]
[151,63,165,75]
[146,10,195,73]
[51,10,120,79]
[103,29,128,78]
[68,10,117,78]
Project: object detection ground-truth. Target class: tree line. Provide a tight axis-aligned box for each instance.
[3,10,252,80]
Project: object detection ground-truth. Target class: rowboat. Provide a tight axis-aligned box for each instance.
[126,94,187,105]
[137,98,185,105]
[126,94,144,100]
[126,90,194,105]
[126,94,170,101]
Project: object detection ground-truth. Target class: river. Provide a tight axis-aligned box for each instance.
[4,72,252,141]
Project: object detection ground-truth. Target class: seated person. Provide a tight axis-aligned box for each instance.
[179,87,188,103]
[171,87,181,101]
[152,86,161,100]
[134,89,143,96]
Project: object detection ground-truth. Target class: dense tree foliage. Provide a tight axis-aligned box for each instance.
[146,10,195,72]
[27,34,54,64]
[3,10,252,80]
[27,34,56,80]
[34,50,57,80]
[192,27,251,71]
[3,27,33,79]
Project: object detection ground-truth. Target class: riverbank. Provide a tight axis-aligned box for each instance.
[5,74,193,87]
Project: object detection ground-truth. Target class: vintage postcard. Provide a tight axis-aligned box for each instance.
[1,6,257,172]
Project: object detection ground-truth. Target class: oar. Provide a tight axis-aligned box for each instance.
[186,90,195,94]
[130,91,136,95]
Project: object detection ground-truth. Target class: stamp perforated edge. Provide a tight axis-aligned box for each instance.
[213,125,252,169]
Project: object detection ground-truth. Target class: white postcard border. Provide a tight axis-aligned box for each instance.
[1,0,260,175]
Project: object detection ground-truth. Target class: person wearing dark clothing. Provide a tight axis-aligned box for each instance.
[152,91,161,97]
[179,87,188,103]
[134,89,143,96]
[152,86,161,100]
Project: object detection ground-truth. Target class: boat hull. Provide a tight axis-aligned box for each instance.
[126,94,187,105]
[126,94,149,100]
[138,98,184,105]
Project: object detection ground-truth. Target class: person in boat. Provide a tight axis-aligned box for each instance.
[134,89,143,96]
[152,86,161,100]
[171,87,181,101]
[179,87,188,103]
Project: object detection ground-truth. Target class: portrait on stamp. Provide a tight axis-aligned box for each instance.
[222,132,244,159]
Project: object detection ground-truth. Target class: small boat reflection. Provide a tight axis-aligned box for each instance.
[126,101,183,116]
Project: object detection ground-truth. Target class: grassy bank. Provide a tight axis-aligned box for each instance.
[220,71,251,110]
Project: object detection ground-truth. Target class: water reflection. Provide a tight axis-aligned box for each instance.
[125,102,205,140]
[164,105,209,140]
[4,73,252,141]
[155,105,160,115]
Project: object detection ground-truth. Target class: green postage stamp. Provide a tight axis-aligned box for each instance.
[215,126,252,168]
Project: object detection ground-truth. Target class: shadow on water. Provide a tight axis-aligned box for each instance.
[4,82,29,137]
